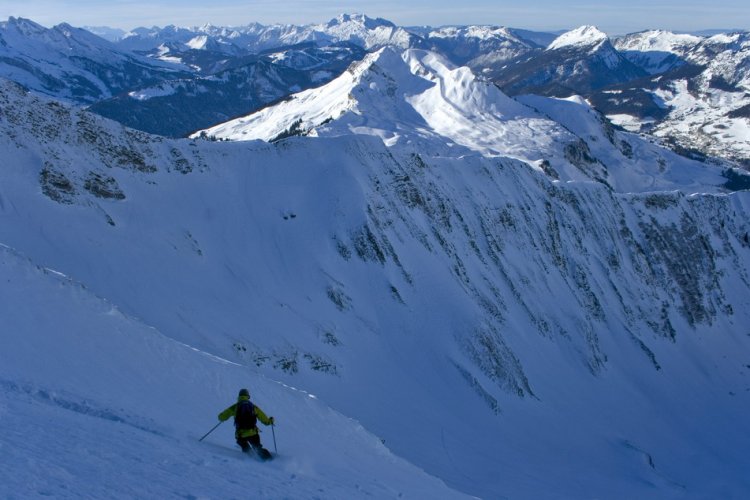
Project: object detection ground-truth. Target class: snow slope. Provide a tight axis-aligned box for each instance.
[0,244,467,499]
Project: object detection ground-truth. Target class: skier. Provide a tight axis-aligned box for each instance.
[218,388,275,460]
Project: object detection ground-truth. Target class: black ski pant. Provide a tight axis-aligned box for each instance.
[236,432,263,453]
[237,431,272,459]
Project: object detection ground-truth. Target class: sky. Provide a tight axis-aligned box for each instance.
[0,0,748,35]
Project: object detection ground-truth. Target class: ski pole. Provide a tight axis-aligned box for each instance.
[199,421,222,442]
[271,423,277,453]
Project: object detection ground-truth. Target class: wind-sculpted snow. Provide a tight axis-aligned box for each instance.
[2,67,750,498]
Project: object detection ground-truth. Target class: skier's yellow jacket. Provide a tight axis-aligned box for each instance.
[218,394,273,438]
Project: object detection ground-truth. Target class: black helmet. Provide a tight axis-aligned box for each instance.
[238,388,250,398]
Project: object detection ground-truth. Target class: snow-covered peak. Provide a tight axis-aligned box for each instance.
[51,21,124,50]
[548,25,608,51]
[614,30,702,54]
[195,45,730,193]
[118,24,201,51]
[194,47,555,158]
[705,32,744,46]
[1,17,98,53]
[423,25,540,67]
[428,25,524,45]
[314,13,415,49]
[55,22,77,35]
[326,13,396,30]
[469,25,514,41]
[111,14,414,53]
[186,35,209,50]
[194,48,626,188]
[2,16,47,37]
[0,17,120,58]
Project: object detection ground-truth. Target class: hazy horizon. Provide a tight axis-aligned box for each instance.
[1,1,748,36]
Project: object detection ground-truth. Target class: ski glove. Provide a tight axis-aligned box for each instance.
[269,417,275,425]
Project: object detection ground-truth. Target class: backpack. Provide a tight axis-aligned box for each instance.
[234,400,257,429]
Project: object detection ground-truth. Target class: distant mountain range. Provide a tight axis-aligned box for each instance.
[1,14,749,165]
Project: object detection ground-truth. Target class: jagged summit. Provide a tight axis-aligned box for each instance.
[2,16,47,36]
[548,25,608,51]
[316,13,417,49]
[113,13,418,53]
[326,13,396,30]
[1,17,107,52]
[196,47,557,158]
